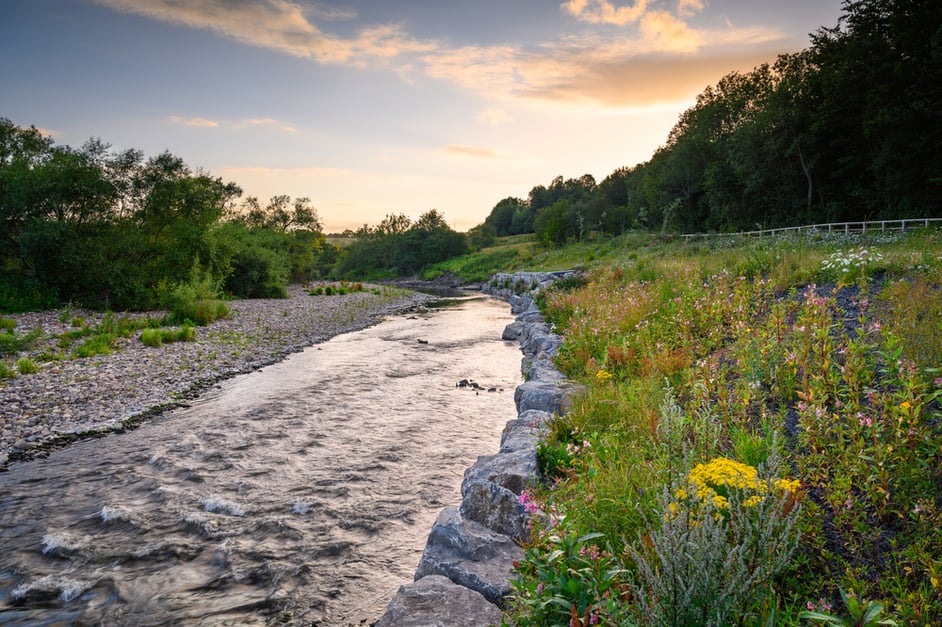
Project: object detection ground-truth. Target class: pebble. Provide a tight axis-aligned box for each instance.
[0,285,432,464]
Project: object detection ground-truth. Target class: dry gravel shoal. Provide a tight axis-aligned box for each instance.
[0,285,434,467]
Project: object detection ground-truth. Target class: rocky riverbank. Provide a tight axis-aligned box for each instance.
[0,285,433,468]
[375,271,583,625]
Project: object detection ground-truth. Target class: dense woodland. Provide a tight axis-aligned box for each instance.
[1,0,938,312]
[483,0,941,244]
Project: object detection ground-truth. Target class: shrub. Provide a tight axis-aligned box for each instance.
[140,328,163,347]
[159,272,230,326]
[0,318,16,332]
[140,326,196,347]
[73,333,117,358]
[627,453,801,626]
[0,328,41,356]
[15,357,40,374]
[0,361,15,379]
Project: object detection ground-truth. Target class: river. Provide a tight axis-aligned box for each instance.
[0,295,522,625]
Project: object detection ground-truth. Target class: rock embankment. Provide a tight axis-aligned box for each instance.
[376,271,583,626]
[0,285,432,468]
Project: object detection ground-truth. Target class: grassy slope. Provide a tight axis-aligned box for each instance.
[449,230,942,624]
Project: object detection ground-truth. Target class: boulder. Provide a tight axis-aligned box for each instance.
[414,507,523,605]
[462,448,538,498]
[499,412,548,453]
[375,575,502,627]
[501,321,524,341]
[460,480,530,542]
[514,380,582,415]
[522,355,566,383]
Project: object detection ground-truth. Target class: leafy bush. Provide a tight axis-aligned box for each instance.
[15,357,40,374]
[140,326,196,347]
[72,333,116,358]
[0,328,41,356]
[0,318,16,332]
[158,271,230,326]
[0,361,15,379]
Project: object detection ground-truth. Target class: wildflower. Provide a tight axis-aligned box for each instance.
[595,369,613,382]
[807,601,816,611]
[518,491,540,515]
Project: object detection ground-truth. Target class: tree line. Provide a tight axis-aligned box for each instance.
[481,0,941,245]
[0,120,467,312]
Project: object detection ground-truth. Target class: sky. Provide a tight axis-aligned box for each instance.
[0,0,844,233]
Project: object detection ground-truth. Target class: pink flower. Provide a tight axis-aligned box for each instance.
[807,601,816,611]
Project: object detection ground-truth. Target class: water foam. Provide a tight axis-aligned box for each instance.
[201,496,246,516]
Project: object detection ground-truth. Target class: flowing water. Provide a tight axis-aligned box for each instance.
[0,295,522,626]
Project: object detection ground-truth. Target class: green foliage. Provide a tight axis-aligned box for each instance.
[140,326,196,347]
[158,271,230,326]
[511,531,625,626]
[478,0,940,239]
[0,317,15,332]
[506,229,942,624]
[333,210,468,278]
[0,327,40,356]
[72,333,116,358]
[14,356,40,374]
[799,588,898,626]
[0,361,14,379]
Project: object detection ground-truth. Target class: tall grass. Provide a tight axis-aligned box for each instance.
[508,229,942,625]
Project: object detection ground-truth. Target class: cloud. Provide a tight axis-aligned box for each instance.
[95,0,433,66]
[98,0,789,110]
[236,117,299,133]
[218,165,352,178]
[561,0,649,26]
[443,145,515,160]
[168,115,220,128]
[477,109,512,127]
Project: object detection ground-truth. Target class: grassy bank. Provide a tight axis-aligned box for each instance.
[465,230,940,625]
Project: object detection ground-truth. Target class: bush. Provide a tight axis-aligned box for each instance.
[15,357,40,374]
[159,272,230,326]
[141,326,196,347]
[0,318,16,332]
[0,361,15,379]
[73,333,116,358]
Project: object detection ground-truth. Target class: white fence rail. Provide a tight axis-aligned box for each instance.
[682,218,942,241]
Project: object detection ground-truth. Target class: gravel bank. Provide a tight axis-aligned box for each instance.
[0,285,433,467]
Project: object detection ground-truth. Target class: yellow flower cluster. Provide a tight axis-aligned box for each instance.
[678,457,801,510]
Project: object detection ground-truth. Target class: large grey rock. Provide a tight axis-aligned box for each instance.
[460,480,530,542]
[499,412,548,453]
[501,321,524,341]
[462,448,538,498]
[415,507,523,605]
[375,575,502,627]
[523,355,566,382]
[514,380,582,415]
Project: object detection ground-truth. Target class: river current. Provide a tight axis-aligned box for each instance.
[0,295,522,625]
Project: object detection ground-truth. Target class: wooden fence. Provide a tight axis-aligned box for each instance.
[682,218,942,241]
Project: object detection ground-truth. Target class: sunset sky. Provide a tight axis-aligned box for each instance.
[1,0,843,232]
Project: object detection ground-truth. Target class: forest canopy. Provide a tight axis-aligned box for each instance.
[482,0,941,245]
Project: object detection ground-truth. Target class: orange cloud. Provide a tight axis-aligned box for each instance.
[561,0,649,26]
[443,145,517,160]
[98,0,790,111]
[168,115,220,128]
[477,109,512,127]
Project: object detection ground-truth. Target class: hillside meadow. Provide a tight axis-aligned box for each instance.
[437,229,941,625]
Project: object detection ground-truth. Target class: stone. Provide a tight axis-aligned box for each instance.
[499,415,544,453]
[501,321,524,341]
[460,479,530,542]
[522,355,566,383]
[462,449,538,498]
[414,507,523,604]
[375,574,502,627]
[514,380,582,415]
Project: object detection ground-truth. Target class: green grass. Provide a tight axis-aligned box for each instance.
[502,228,942,625]
[140,326,196,347]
